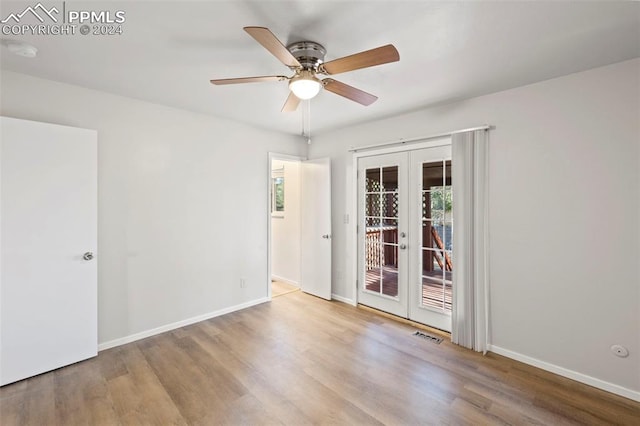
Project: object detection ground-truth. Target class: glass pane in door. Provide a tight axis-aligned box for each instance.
[366,168,381,192]
[420,160,453,313]
[382,166,399,191]
[364,165,400,299]
[365,242,382,293]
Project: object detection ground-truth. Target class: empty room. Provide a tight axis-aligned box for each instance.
[0,1,639,424]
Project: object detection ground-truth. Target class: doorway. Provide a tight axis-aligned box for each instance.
[356,141,453,332]
[270,157,302,298]
[267,153,332,301]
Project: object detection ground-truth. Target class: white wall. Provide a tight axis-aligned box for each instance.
[271,159,301,285]
[308,59,640,397]
[0,71,306,346]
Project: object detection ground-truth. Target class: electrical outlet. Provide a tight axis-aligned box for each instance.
[240,278,246,288]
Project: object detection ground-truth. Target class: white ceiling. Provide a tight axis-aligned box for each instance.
[1,1,639,135]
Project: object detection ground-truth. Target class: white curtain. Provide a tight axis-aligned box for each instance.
[451,129,489,353]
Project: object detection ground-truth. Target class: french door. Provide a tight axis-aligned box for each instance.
[357,144,453,331]
[357,153,409,317]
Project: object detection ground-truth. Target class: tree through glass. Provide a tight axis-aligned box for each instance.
[421,160,452,312]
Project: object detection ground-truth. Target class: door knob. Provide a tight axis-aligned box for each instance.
[83,252,94,261]
[399,244,407,250]
[400,232,406,238]
[322,234,331,239]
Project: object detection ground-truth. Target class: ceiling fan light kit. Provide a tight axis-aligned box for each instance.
[210,27,399,112]
[289,70,322,100]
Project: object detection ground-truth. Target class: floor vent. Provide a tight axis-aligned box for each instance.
[413,330,443,344]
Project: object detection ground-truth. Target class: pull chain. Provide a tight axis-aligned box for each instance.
[301,99,312,145]
[307,100,311,145]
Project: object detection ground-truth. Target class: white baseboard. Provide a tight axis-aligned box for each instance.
[98,298,270,351]
[487,345,640,402]
[331,293,356,306]
[271,275,299,287]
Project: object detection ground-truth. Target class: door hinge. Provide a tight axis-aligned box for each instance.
[356,279,359,289]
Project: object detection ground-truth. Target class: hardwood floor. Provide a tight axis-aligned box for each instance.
[271,280,299,297]
[1,291,638,425]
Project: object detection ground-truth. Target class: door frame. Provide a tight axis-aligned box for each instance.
[267,152,306,300]
[349,137,451,309]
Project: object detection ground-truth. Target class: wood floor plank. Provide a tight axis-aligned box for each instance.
[2,374,56,425]
[271,280,298,297]
[1,290,638,425]
[111,344,186,425]
[190,332,313,425]
[142,334,235,424]
[53,359,119,426]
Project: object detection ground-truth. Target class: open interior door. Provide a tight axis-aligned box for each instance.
[300,157,332,300]
[1,117,98,385]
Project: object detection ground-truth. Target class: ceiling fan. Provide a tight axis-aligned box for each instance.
[210,27,400,112]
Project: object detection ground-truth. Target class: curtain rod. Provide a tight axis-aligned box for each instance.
[347,125,492,152]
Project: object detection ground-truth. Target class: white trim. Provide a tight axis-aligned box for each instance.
[352,136,451,158]
[98,298,269,351]
[271,275,299,287]
[269,152,307,162]
[350,154,358,307]
[348,125,491,152]
[331,293,356,306]
[488,345,640,402]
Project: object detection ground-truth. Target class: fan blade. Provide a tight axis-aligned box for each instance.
[323,79,378,106]
[320,44,399,75]
[244,27,301,69]
[281,92,301,112]
[210,75,288,85]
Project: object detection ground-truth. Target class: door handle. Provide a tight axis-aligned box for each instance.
[322,234,331,239]
[399,244,407,250]
[83,252,94,261]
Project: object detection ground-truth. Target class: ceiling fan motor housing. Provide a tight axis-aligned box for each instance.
[287,41,326,70]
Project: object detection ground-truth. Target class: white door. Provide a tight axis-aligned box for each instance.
[357,152,408,317]
[300,157,332,300]
[408,145,453,331]
[357,143,453,331]
[0,117,98,386]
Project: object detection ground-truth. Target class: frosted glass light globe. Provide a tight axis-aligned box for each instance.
[289,72,321,100]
